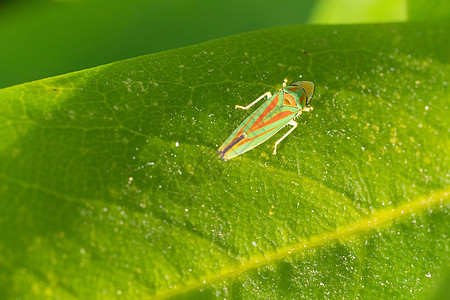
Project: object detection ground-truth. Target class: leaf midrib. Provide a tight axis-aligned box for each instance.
[154,188,450,299]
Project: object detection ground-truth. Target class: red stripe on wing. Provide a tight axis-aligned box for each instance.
[228,110,297,151]
[247,93,281,132]
[235,93,280,138]
[250,110,296,132]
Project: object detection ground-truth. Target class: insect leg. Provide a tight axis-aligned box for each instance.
[235,92,272,110]
[273,120,298,155]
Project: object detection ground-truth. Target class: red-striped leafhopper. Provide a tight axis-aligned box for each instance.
[218,79,314,161]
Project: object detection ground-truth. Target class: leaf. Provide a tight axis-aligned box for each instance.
[308,0,406,24]
[0,0,316,89]
[407,0,450,21]
[0,22,449,299]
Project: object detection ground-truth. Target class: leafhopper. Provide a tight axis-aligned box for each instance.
[218,79,315,161]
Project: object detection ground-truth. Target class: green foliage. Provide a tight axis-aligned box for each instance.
[309,0,406,24]
[0,21,449,298]
[0,0,315,89]
[408,0,450,21]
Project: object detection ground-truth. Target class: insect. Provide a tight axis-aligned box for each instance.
[217,79,315,161]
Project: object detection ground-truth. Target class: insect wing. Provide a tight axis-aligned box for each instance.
[218,92,298,160]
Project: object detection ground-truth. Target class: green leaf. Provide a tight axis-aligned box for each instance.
[0,0,315,89]
[308,0,407,24]
[0,22,449,299]
[407,0,450,21]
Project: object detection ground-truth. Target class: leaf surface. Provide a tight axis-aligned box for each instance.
[0,22,449,299]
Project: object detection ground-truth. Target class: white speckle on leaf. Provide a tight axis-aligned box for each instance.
[122,78,133,92]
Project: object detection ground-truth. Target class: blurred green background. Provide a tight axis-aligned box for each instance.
[0,0,407,89]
